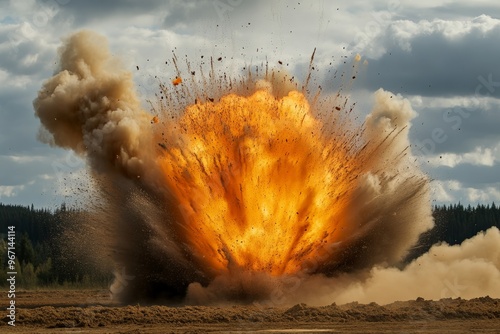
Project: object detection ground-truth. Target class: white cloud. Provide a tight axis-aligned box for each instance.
[431,181,456,202]
[8,0,37,15]
[467,187,500,203]
[360,15,500,57]
[0,22,59,79]
[409,95,498,111]
[7,155,47,163]
[0,184,25,198]
[39,174,54,180]
[427,146,498,167]
[0,69,7,82]
[430,180,500,205]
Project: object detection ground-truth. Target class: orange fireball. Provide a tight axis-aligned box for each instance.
[158,88,359,276]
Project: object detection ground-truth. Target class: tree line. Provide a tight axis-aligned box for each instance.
[0,203,111,288]
[405,202,500,261]
[1,202,499,288]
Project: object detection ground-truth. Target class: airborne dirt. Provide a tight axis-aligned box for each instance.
[2,290,499,333]
[33,31,437,304]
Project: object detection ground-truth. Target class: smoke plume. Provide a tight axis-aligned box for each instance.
[33,30,498,305]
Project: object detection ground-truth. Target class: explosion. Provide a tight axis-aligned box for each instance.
[34,30,437,304]
[160,88,359,276]
[158,81,429,279]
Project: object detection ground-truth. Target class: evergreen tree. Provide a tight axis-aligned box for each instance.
[18,232,35,266]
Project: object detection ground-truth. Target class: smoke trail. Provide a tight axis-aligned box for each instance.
[33,31,497,305]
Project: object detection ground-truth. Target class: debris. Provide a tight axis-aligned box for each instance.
[172,77,182,86]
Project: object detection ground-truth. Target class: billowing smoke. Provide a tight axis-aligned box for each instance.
[33,31,499,305]
[34,31,155,177]
[284,226,500,306]
[34,31,203,302]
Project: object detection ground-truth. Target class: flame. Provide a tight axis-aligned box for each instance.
[158,87,363,276]
[33,31,434,304]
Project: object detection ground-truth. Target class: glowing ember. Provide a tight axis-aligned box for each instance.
[172,76,183,86]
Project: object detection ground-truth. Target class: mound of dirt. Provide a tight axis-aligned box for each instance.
[2,290,499,333]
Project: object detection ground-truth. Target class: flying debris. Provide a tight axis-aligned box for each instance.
[172,77,182,86]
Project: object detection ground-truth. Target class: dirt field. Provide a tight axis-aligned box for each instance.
[2,290,499,333]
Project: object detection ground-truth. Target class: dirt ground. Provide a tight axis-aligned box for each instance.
[1,290,499,333]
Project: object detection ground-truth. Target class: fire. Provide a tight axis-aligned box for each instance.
[34,31,434,304]
[158,85,363,276]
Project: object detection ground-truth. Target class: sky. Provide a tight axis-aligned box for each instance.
[0,0,499,209]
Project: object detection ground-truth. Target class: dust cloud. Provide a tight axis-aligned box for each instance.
[280,227,500,306]
[33,30,498,305]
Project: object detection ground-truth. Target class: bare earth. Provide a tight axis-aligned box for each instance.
[2,290,499,333]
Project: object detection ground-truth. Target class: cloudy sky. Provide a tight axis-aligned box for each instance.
[0,0,499,209]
